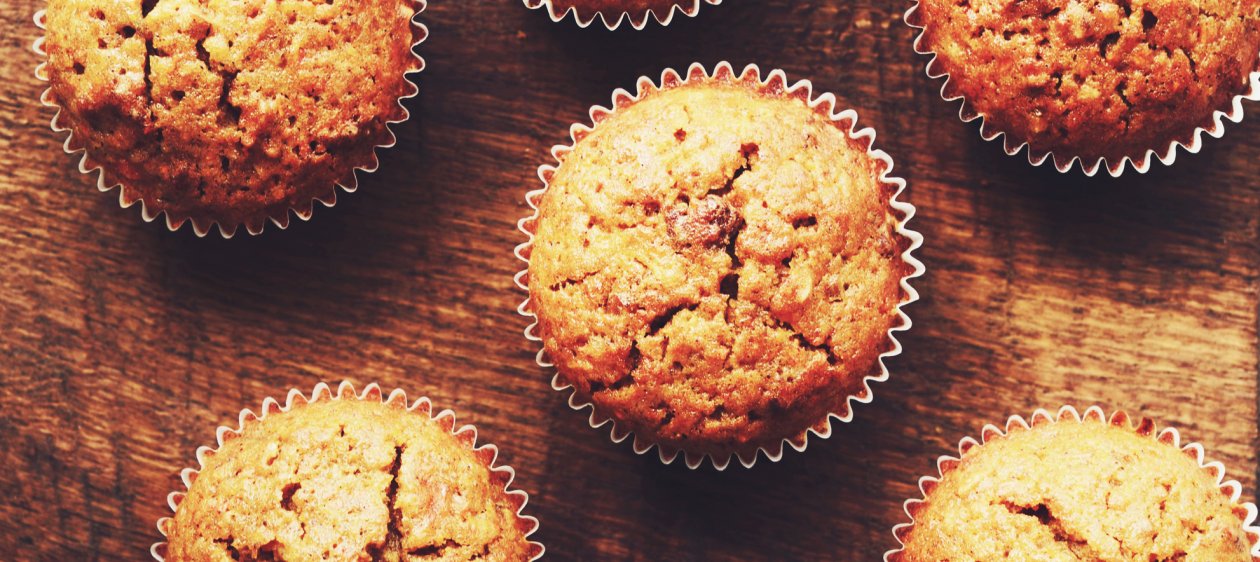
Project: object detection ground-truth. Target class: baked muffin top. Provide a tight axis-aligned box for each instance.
[165,399,533,562]
[528,75,913,461]
[897,418,1253,561]
[912,0,1260,164]
[43,0,423,234]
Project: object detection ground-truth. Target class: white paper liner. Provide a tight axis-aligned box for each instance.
[904,2,1260,177]
[513,61,926,471]
[32,3,428,238]
[150,380,544,561]
[884,405,1260,561]
[522,0,721,31]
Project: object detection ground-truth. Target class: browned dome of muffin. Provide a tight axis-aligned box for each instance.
[165,399,534,562]
[912,0,1260,164]
[896,417,1253,561]
[42,0,424,234]
[528,76,913,461]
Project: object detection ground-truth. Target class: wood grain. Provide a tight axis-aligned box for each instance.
[2,1,1258,560]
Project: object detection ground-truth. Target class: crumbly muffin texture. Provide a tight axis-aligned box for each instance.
[914,0,1260,163]
[899,419,1253,561]
[43,0,422,232]
[166,399,531,562]
[529,79,911,459]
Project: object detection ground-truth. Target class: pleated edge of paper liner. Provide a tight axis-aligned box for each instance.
[522,0,721,31]
[904,1,1260,177]
[150,380,545,561]
[31,3,428,238]
[512,61,926,471]
[882,404,1260,562]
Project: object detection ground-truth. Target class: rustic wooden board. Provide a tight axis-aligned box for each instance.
[2,1,1258,560]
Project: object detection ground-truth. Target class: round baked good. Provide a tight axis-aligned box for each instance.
[162,391,538,561]
[908,0,1260,173]
[41,0,425,235]
[524,0,717,29]
[892,410,1256,561]
[525,66,918,466]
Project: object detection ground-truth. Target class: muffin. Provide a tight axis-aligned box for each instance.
[521,63,922,469]
[39,0,426,236]
[523,0,720,30]
[907,0,1260,175]
[888,407,1259,561]
[156,382,542,561]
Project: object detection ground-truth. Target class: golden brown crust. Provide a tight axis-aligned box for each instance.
[165,399,532,562]
[43,0,423,233]
[899,419,1253,561]
[528,77,912,460]
[913,0,1260,163]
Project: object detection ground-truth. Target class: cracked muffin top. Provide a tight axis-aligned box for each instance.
[896,417,1253,561]
[165,399,534,562]
[42,0,423,235]
[527,75,913,462]
[911,0,1260,166]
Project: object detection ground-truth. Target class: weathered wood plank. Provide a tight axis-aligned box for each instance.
[1,1,1256,560]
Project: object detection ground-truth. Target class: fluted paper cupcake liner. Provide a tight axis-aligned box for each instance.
[32,4,428,237]
[884,405,1260,561]
[523,0,720,30]
[151,380,544,561]
[514,61,925,470]
[904,2,1260,177]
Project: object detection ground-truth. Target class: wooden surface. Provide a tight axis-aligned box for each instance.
[2,1,1259,560]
